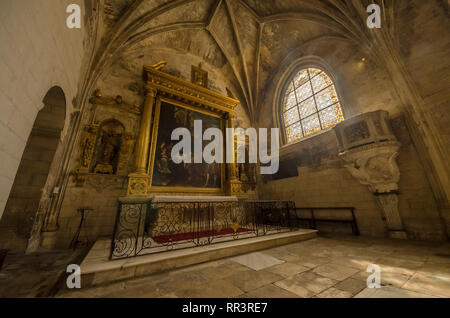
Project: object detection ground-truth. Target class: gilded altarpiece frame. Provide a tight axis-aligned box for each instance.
[147,97,225,194]
[126,64,239,197]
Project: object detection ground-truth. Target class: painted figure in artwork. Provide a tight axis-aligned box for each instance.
[157,142,172,174]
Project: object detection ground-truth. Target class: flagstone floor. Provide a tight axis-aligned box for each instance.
[56,234,450,298]
[0,248,87,298]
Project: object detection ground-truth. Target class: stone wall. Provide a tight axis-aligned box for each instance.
[54,176,128,249]
[0,88,66,251]
[255,9,448,241]
[258,115,446,241]
[0,0,88,220]
[397,0,450,162]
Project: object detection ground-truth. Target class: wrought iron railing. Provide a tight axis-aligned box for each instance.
[110,199,295,259]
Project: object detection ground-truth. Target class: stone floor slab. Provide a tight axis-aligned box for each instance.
[265,262,309,278]
[275,271,337,296]
[230,252,284,271]
[354,286,437,298]
[402,273,450,298]
[312,263,360,281]
[226,269,284,292]
[242,284,299,298]
[334,278,367,296]
[316,287,353,298]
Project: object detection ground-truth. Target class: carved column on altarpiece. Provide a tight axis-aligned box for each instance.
[225,113,242,196]
[334,110,407,239]
[227,113,239,181]
[127,86,157,196]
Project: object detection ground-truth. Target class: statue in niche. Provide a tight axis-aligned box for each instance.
[96,135,117,171]
[92,120,124,175]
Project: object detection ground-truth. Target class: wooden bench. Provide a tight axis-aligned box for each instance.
[290,207,360,236]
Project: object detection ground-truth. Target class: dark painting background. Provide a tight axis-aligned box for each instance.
[151,101,222,188]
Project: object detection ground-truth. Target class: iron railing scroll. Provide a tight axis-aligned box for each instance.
[110,199,296,260]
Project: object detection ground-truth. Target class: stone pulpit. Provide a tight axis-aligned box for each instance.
[333,110,407,239]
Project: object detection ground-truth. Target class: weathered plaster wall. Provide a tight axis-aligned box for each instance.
[0,0,88,220]
[397,0,450,160]
[0,88,67,251]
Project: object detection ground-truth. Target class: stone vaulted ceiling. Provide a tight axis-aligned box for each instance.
[86,0,404,123]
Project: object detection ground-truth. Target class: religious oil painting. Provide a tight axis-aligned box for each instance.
[150,100,222,189]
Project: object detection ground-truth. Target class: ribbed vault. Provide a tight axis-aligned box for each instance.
[85,0,405,124]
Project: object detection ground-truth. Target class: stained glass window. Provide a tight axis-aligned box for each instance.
[282,68,344,143]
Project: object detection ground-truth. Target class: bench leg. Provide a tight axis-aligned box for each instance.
[351,221,360,236]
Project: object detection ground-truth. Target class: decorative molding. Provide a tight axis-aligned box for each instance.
[143,63,239,115]
[89,89,142,115]
[127,173,149,196]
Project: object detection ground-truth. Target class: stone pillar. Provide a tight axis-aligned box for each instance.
[127,86,156,196]
[375,193,406,239]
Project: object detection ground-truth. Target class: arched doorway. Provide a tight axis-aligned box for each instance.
[0,86,66,252]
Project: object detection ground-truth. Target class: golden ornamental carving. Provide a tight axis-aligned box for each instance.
[79,124,99,172]
[143,64,238,115]
[127,174,149,196]
[89,90,142,115]
[149,61,168,71]
[146,86,157,98]
[117,133,136,175]
[77,119,136,178]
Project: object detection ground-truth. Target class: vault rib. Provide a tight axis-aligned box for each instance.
[224,0,254,117]
[205,27,251,115]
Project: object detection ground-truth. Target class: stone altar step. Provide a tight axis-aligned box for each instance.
[80,229,318,287]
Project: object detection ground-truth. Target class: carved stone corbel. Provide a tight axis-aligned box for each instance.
[341,143,401,194]
[334,110,407,239]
